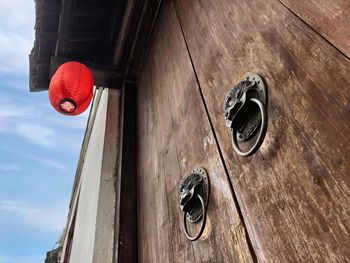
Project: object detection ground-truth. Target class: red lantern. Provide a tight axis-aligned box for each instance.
[49,62,94,115]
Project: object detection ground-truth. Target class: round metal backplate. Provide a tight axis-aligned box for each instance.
[237,73,266,142]
[179,167,210,223]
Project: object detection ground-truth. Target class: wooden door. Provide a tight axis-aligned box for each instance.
[136,2,253,262]
[137,0,350,262]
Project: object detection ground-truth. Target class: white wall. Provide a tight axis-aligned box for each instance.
[69,88,108,263]
[62,88,120,263]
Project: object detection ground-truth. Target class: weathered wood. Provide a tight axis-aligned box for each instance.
[61,88,122,263]
[93,89,121,263]
[50,57,123,88]
[67,89,103,216]
[137,2,253,262]
[54,0,74,57]
[124,0,162,81]
[280,0,350,59]
[67,89,109,263]
[115,83,138,263]
[61,89,104,262]
[74,6,110,18]
[62,210,77,263]
[112,0,143,69]
[111,0,162,81]
[69,32,106,43]
[174,0,350,261]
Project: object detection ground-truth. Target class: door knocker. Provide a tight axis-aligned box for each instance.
[224,73,268,157]
[179,167,210,241]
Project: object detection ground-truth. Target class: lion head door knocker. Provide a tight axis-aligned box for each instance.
[179,167,210,241]
[224,73,268,157]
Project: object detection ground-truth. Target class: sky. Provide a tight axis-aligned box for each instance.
[0,1,89,262]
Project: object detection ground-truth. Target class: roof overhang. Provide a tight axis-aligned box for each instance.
[29,0,161,92]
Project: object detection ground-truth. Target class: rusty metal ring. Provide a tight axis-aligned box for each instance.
[183,193,207,241]
[231,97,267,157]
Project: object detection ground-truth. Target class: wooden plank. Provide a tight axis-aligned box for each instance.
[69,32,106,42]
[29,81,50,92]
[112,0,143,69]
[124,0,162,81]
[280,0,350,58]
[112,0,162,79]
[62,88,121,263]
[74,6,110,18]
[61,88,103,261]
[174,0,350,261]
[115,83,138,263]
[62,209,77,263]
[67,89,103,213]
[68,89,109,263]
[137,2,254,262]
[93,89,121,263]
[55,0,74,57]
[38,32,58,40]
[50,57,123,88]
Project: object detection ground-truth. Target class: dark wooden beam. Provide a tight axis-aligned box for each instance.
[105,0,128,62]
[37,2,61,16]
[112,0,144,69]
[55,0,74,57]
[50,57,123,88]
[29,81,50,92]
[124,0,162,81]
[37,32,58,40]
[74,6,110,18]
[69,32,106,43]
[115,82,137,263]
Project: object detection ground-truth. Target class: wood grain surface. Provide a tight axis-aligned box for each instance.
[136,2,254,262]
[115,84,138,263]
[174,0,350,261]
[280,0,350,59]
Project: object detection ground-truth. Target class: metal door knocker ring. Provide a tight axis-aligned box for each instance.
[179,167,210,241]
[224,73,268,157]
[183,193,206,241]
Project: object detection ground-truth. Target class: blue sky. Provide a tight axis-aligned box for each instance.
[0,1,88,262]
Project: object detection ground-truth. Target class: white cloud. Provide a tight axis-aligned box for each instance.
[0,1,34,29]
[0,30,33,75]
[0,253,44,263]
[0,199,68,233]
[0,97,88,150]
[17,124,56,147]
[0,105,38,119]
[0,98,41,133]
[0,0,34,75]
[25,155,67,171]
[0,148,68,171]
[47,110,90,131]
[0,2,72,262]
[0,164,21,172]
[0,95,85,131]
[1,148,68,172]
[15,122,86,150]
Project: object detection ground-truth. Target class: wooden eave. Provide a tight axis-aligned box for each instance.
[29,0,162,92]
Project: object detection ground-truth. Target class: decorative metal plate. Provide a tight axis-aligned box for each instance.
[179,167,210,223]
[224,73,267,142]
